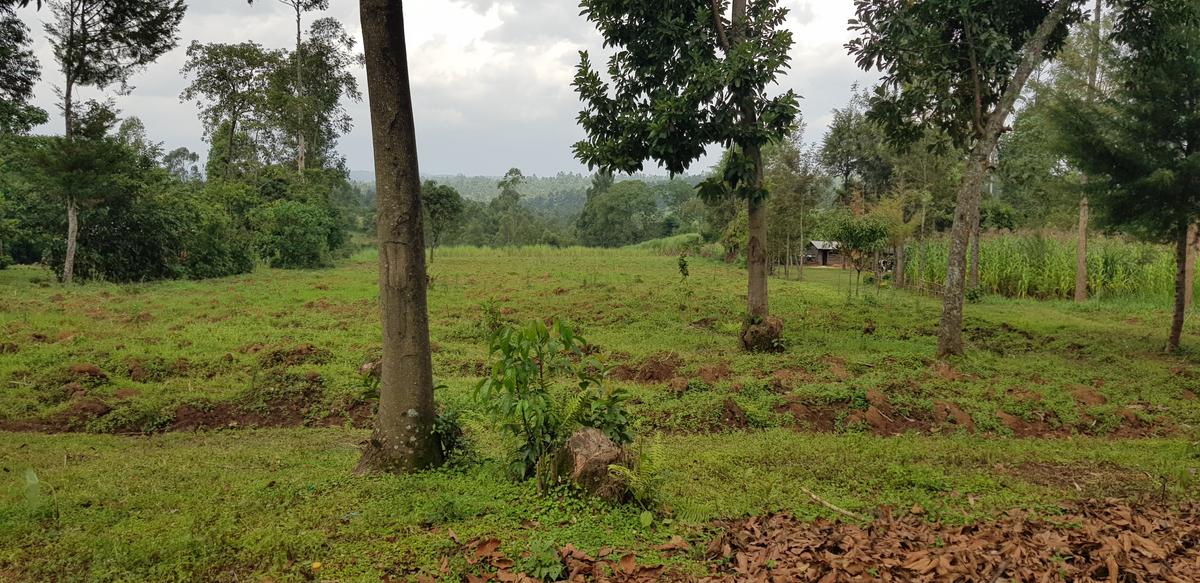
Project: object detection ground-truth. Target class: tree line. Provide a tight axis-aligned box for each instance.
[0,0,370,282]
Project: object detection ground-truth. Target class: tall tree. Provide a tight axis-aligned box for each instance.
[848,0,1080,356]
[1075,0,1104,303]
[180,41,279,181]
[574,0,800,351]
[354,0,442,474]
[819,85,892,205]
[0,5,48,134]
[249,0,329,174]
[1053,0,1200,352]
[44,0,186,284]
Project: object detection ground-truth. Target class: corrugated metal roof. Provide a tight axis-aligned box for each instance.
[810,241,840,251]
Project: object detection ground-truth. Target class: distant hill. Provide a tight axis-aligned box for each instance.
[349,171,705,202]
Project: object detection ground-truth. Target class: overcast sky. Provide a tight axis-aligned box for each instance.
[16,0,877,177]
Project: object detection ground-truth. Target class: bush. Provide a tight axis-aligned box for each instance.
[250,200,338,269]
[474,319,632,487]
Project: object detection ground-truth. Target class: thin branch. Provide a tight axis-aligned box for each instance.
[799,486,869,522]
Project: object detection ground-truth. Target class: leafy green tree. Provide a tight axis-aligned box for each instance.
[819,85,892,205]
[1052,0,1200,352]
[765,128,828,280]
[828,210,890,297]
[248,0,329,173]
[180,41,279,181]
[574,0,800,351]
[44,0,186,283]
[577,180,660,247]
[848,0,1081,356]
[262,16,361,172]
[421,180,463,262]
[162,147,202,182]
[0,5,47,134]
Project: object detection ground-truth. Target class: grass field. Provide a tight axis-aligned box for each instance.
[2,246,1200,581]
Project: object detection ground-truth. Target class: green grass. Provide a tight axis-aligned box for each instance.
[2,246,1200,581]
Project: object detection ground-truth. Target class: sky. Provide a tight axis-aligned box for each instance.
[16,0,878,177]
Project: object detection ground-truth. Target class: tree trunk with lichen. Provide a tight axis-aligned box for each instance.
[354,0,443,475]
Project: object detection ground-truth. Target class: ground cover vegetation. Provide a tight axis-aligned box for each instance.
[4,0,1200,580]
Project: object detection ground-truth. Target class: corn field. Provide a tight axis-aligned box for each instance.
[905,232,1193,301]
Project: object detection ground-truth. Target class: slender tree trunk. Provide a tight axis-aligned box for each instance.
[64,198,78,284]
[969,213,981,290]
[1076,0,1102,303]
[798,212,805,281]
[225,114,239,180]
[938,0,1072,357]
[1185,222,1197,312]
[895,244,906,288]
[295,2,307,175]
[62,76,78,285]
[1169,225,1189,352]
[1075,197,1089,302]
[354,0,443,475]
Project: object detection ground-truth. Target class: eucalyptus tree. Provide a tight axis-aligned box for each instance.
[847,0,1081,356]
[573,0,800,351]
[0,4,47,134]
[354,0,443,474]
[1052,0,1200,352]
[248,0,329,174]
[180,41,280,181]
[44,0,185,283]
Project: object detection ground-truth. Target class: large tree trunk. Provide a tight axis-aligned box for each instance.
[1075,197,1089,302]
[1185,222,1197,312]
[969,216,981,290]
[354,0,443,475]
[1169,225,1189,352]
[937,0,1072,357]
[746,187,768,319]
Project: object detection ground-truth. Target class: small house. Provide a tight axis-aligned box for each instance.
[808,241,840,266]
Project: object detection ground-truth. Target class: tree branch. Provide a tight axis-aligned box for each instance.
[710,0,730,52]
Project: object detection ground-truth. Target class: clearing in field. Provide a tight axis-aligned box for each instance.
[2,246,1198,581]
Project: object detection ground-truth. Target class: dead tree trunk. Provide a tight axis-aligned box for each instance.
[938,0,1072,357]
[354,0,443,475]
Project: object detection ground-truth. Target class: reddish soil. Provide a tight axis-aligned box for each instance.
[259,343,332,367]
[1072,387,1108,406]
[697,361,732,384]
[719,398,749,429]
[612,353,682,384]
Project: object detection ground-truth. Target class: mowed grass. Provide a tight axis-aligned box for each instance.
[2,246,1200,581]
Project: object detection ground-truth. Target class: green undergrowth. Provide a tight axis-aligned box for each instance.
[1,428,1197,582]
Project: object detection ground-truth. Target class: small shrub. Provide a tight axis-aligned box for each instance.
[474,319,632,487]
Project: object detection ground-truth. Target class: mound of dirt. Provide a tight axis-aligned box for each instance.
[720,398,749,429]
[636,353,682,383]
[699,501,1200,582]
[259,343,332,367]
[68,363,106,380]
[697,361,732,384]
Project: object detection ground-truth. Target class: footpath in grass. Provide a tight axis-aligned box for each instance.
[1,246,1199,581]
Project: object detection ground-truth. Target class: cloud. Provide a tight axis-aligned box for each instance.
[17,0,876,176]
